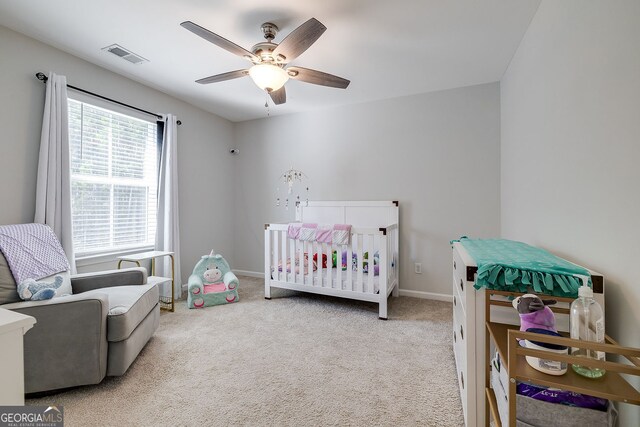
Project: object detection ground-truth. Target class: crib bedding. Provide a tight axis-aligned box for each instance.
[287,222,352,245]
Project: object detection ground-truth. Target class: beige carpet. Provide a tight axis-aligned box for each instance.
[28,277,464,426]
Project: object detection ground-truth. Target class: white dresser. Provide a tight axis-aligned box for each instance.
[0,308,36,405]
[451,242,605,427]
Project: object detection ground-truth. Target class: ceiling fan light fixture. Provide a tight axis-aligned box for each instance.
[182,18,350,105]
[249,63,289,92]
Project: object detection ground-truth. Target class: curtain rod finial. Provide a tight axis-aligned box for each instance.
[36,72,48,82]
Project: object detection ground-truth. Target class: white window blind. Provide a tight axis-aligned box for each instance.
[68,98,158,256]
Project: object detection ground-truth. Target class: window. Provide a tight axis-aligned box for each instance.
[68,98,158,256]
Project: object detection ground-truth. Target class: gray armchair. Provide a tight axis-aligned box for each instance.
[0,253,159,393]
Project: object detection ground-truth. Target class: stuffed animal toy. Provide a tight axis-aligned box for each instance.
[512,293,569,375]
[313,253,329,269]
[278,253,312,274]
[351,251,380,276]
[188,251,239,309]
[512,293,558,334]
[330,250,349,270]
[18,276,63,301]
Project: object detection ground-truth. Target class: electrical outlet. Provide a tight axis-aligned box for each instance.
[415,263,422,274]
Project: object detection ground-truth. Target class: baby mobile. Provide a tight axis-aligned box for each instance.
[275,168,310,210]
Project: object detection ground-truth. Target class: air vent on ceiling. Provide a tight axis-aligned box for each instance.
[102,44,148,64]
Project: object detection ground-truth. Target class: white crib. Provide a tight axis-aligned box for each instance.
[264,201,400,319]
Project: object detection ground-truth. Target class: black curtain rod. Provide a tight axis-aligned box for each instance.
[35,72,182,125]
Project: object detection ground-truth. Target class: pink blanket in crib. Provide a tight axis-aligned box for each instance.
[299,223,318,241]
[287,223,302,239]
[287,223,351,245]
[315,224,333,243]
[332,224,351,245]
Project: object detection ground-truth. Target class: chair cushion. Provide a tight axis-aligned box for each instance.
[84,284,158,342]
[0,252,20,305]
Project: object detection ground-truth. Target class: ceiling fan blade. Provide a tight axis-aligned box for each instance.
[195,69,249,84]
[269,86,287,105]
[286,66,350,89]
[181,21,258,62]
[272,18,326,62]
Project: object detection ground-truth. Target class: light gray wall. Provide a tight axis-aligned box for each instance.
[501,1,640,423]
[232,83,501,296]
[0,25,236,285]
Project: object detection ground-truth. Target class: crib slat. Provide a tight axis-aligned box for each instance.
[307,241,313,282]
[300,240,305,282]
[317,242,322,287]
[297,239,303,284]
[317,242,323,287]
[281,231,287,283]
[273,231,279,281]
[289,237,295,284]
[309,241,314,286]
[300,241,303,280]
[264,229,271,298]
[346,240,353,291]
[336,244,342,290]
[380,233,388,298]
[356,234,363,293]
[298,241,306,284]
[393,228,398,284]
[388,228,393,284]
[323,242,329,288]
[370,234,377,293]
[278,231,289,282]
[389,229,395,283]
[320,242,325,287]
[304,242,313,286]
[300,241,313,283]
[326,243,332,289]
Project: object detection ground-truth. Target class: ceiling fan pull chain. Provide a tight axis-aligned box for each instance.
[265,91,270,116]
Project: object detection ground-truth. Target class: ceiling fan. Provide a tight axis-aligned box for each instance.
[180,18,350,105]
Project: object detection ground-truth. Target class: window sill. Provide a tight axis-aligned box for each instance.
[75,246,155,268]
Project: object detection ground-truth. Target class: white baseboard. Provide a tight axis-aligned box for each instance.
[235,270,264,279]
[398,289,453,303]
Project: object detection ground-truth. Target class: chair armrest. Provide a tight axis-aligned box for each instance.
[71,267,148,293]
[188,274,204,294]
[223,271,239,290]
[1,293,109,393]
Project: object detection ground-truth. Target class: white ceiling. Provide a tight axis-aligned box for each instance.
[0,0,540,122]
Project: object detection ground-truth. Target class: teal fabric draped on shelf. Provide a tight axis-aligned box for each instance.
[456,237,590,297]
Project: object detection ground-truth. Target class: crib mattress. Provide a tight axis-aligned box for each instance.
[273,268,380,293]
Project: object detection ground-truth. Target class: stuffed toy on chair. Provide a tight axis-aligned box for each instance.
[18,276,63,301]
[187,251,239,309]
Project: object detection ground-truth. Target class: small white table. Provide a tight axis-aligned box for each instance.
[117,250,175,312]
[0,308,36,405]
